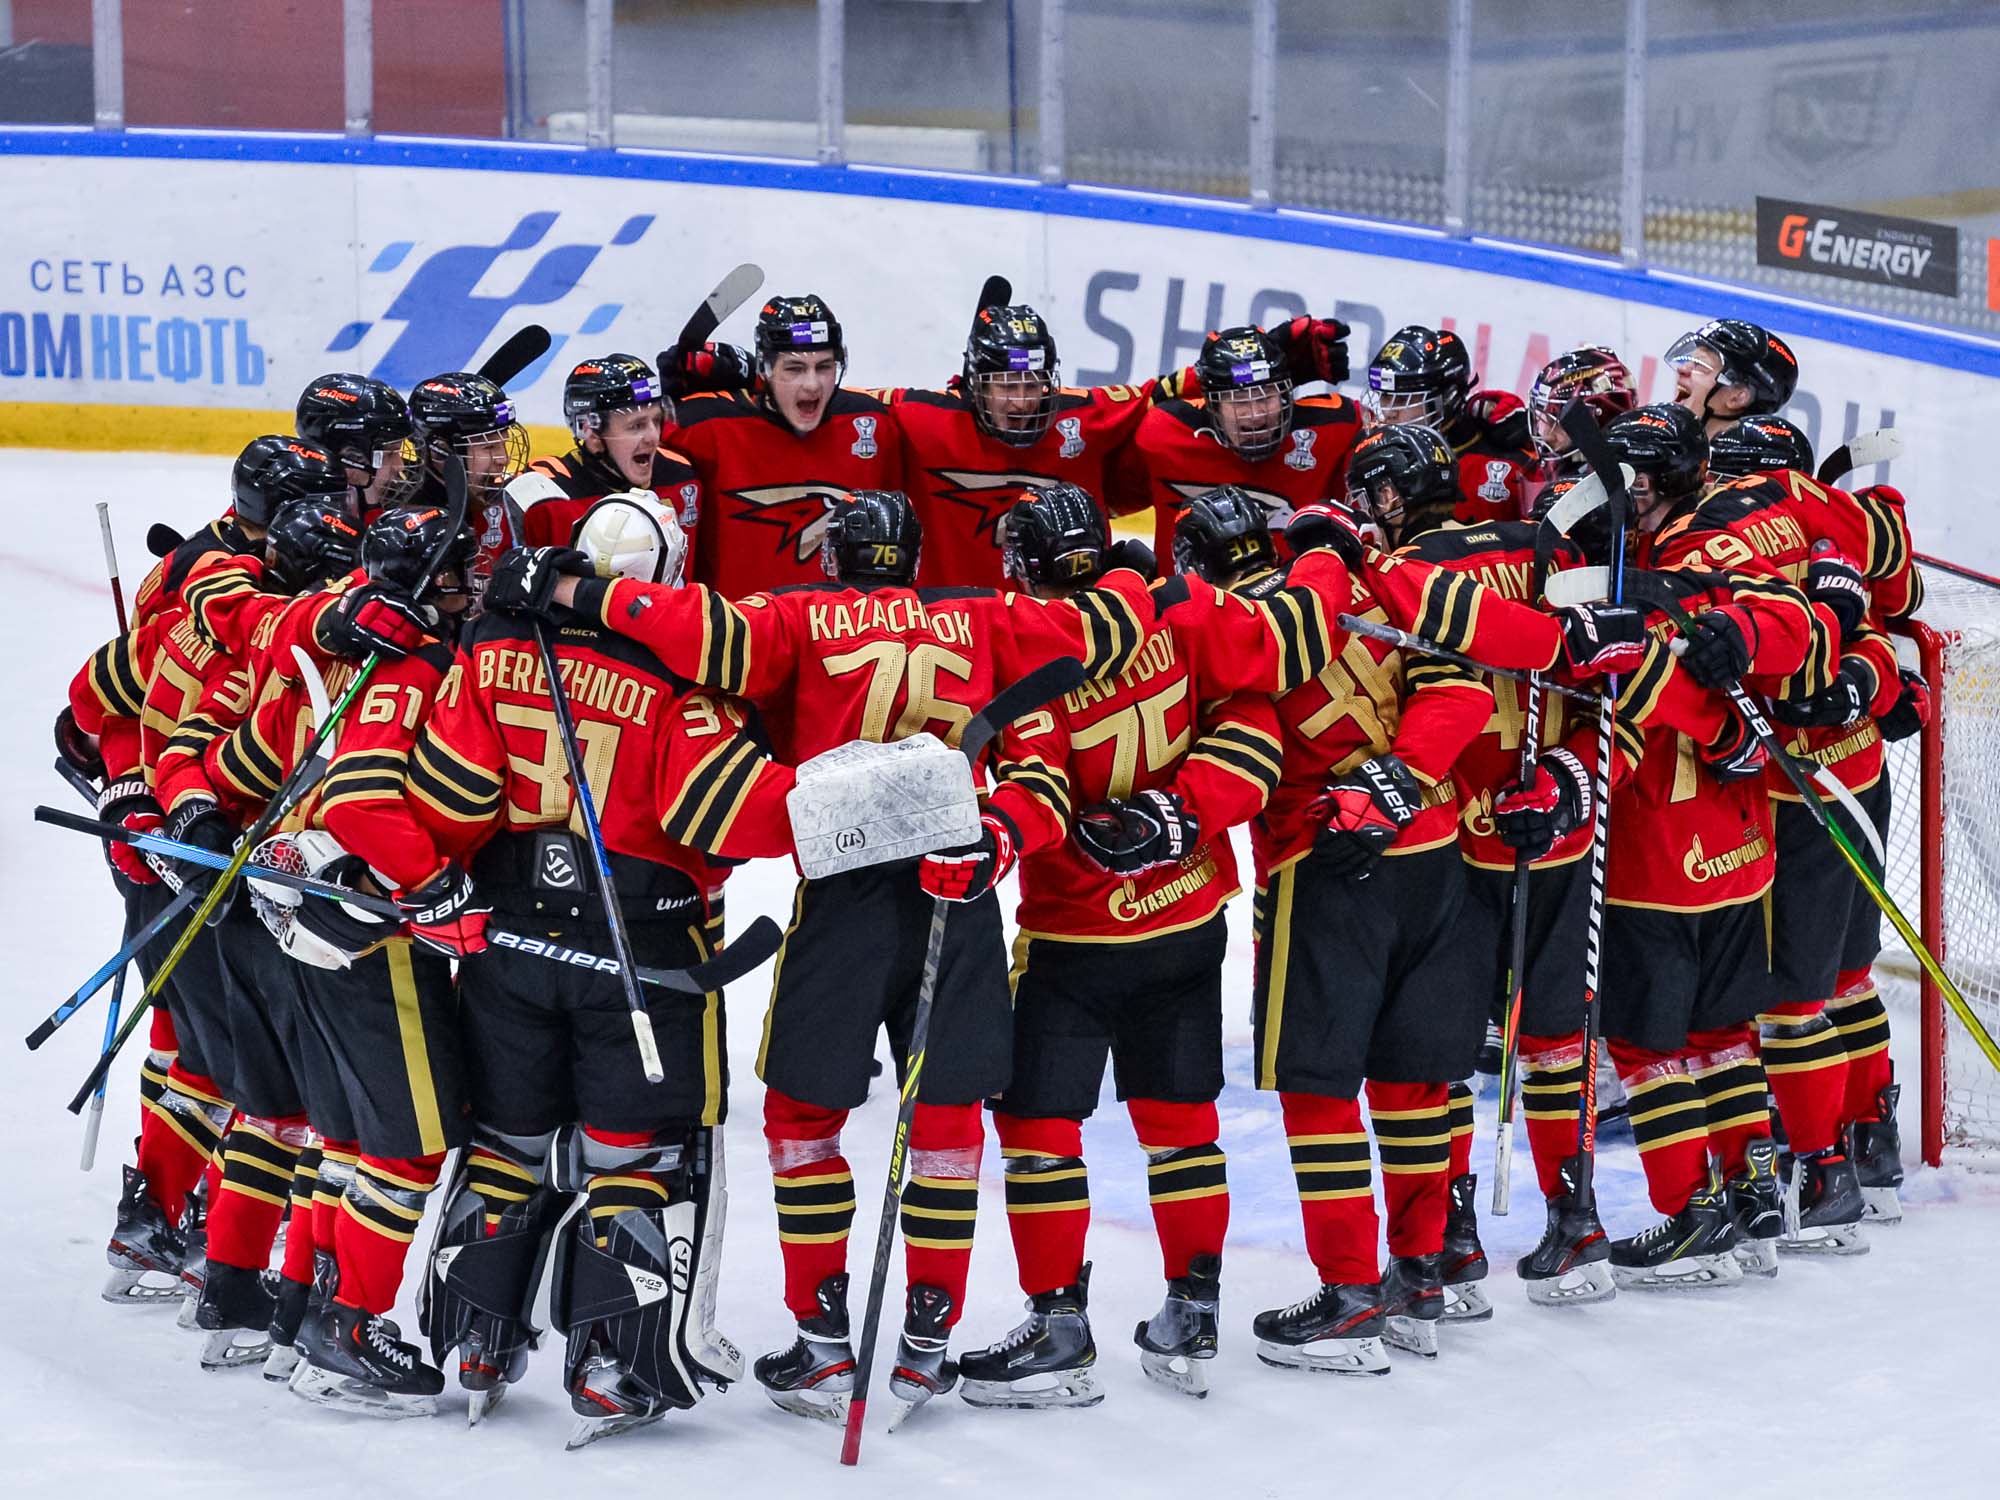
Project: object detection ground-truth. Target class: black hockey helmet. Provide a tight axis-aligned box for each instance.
[822,489,920,587]
[1195,325,1295,462]
[964,304,1060,448]
[1001,481,1107,590]
[562,353,665,436]
[408,371,529,495]
[362,504,478,602]
[1345,422,1460,544]
[295,373,412,471]
[1602,403,1710,505]
[231,434,351,530]
[754,294,847,374]
[1708,414,1815,480]
[264,498,363,595]
[1366,325,1474,429]
[1665,318,1798,418]
[1527,345,1635,460]
[1172,485,1276,584]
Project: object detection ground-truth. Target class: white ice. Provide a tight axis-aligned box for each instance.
[3,449,1997,1498]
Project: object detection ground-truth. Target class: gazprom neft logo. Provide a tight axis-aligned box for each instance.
[324,211,656,391]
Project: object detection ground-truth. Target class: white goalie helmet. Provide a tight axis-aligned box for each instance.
[572,491,688,587]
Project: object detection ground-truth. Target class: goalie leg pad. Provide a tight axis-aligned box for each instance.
[550,1193,706,1414]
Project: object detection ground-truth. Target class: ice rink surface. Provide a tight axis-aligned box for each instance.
[3,449,1997,1498]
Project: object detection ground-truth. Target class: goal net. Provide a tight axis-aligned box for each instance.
[1881,558,2000,1164]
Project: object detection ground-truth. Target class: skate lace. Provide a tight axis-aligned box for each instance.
[362,1318,414,1371]
[993,1313,1042,1352]
[1277,1286,1331,1321]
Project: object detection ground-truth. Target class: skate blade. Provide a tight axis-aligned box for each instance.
[1521,1262,1616,1307]
[100,1267,187,1306]
[1610,1253,1743,1291]
[566,1408,665,1451]
[1383,1315,1440,1359]
[288,1361,439,1419]
[262,1347,302,1384]
[762,1386,849,1424]
[198,1327,273,1371]
[958,1369,1103,1410]
[1255,1336,1390,1377]
[175,1289,203,1332]
[1440,1282,1493,1323]
[1860,1187,1903,1225]
[1731,1238,1781,1279]
[1138,1348,1211,1399]
[1778,1224,1869,1256]
[467,1383,505,1427]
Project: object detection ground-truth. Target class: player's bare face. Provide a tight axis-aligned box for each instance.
[769,352,840,435]
[1215,385,1284,449]
[360,446,409,508]
[1629,472,1677,534]
[595,404,666,487]
[458,430,513,494]
[980,372,1047,434]
[1671,347,1739,424]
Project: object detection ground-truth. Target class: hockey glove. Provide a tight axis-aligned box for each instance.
[662,341,755,399]
[1803,544,1868,640]
[485,546,593,620]
[395,862,491,958]
[1102,537,1158,580]
[1676,605,1756,690]
[165,795,240,920]
[1879,667,1932,744]
[1272,316,1352,388]
[917,811,1019,904]
[1699,713,1769,784]
[1465,389,1526,427]
[1285,503,1368,569]
[1768,657,1876,729]
[55,705,106,784]
[1311,754,1422,878]
[1073,789,1199,875]
[1555,602,1647,678]
[292,852,397,965]
[1492,747,1593,862]
[315,584,438,662]
[97,777,164,895]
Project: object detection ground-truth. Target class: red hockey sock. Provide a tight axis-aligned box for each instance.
[1128,1098,1228,1281]
[1281,1092,1377,1286]
[333,1153,443,1315]
[1446,1082,1475,1180]
[765,1089,855,1322]
[314,1141,359,1263]
[995,1113,1089,1296]
[1759,1001,1848,1155]
[207,1116,306,1272]
[135,1064,228,1225]
[902,1103,983,1326]
[1519,1032,1585,1199]
[1688,1024,1772,1177]
[280,1145,322,1285]
[1830,974,1894,1124]
[1610,1040,1709,1215]
[1368,1080,1450,1258]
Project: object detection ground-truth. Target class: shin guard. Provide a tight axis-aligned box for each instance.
[764,1089,854,1322]
[902,1102,982,1326]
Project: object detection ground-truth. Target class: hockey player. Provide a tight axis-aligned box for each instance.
[1110,324,1364,564]
[667,295,904,596]
[1524,345,1635,489]
[401,371,532,589]
[400,495,792,1443]
[951,483,1283,1406]
[294,372,419,517]
[515,354,704,549]
[1665,317,1798,438]
[484,488,1151,1423]
[1364,325,1537,524]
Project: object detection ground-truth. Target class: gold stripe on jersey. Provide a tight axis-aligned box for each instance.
[1413,567,1480,655]
[407,733,503,825]
[317,748,409,814]
[1617,638,1676,732]
[1404,656,1480,695]
[696,588,751,694]
[1185,722,1283,797]
[1071,588,1144,680]
[1264,584,1336,691]
[163,712,227,764]
[89,636,148,718]
[183,564,255,647]
[1850,486,1910,583]
[995,753,1072,829]
[661,734,764,852]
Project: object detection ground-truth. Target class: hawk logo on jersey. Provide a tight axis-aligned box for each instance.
[851,415,879,460]
[727,484,844,563]
[1478,460,1514,505]
[927,467,1065,544]
[1057,416,1085,459]
[1285,429,1317,472]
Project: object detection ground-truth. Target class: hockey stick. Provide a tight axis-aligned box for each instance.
[974,275,1012,319]
[35,807,784,997]
[1816,428,1902,486]
[477,324,553,388]
[531,618,662,1084]
[1335,615,1597,704]
[82,500,129,1169]
[1557,402,1632,1218]
[676,263,766,352]
[841,654,1089,1468]
[146,522,183,560]
[1623,571,2000,1079]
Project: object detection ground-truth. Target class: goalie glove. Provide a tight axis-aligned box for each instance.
[1676,605,1756,690]
[395,862,491,957]
[1803,543,1868,640]
[917,811,1019,904]
[1554,602,1647,678]
[1492,747,1592,862]
[1311,755,1422,879]
[1768,657,1875,729]
[96,777,164,895]
[261,839,393,970]
[485,546,593,620]
[1073,789,1199,875]
[1878,667,1932,744]
[1699,713,1769,785]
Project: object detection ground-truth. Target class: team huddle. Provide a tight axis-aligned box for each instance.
[48,283,1927,1449]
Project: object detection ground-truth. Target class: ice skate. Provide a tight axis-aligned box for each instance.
[887,1283,959,1429]
[262,1275,311,1384]
[1252,1282,1389,1376]
[1727,1138,1783,1278]
[102,1166,186,1306]
[1517,1156,1614,1306]
[1440,1173,1492,1322]
[1609,1172,1743,1291]
[1134,1253,1219,1398]
[1852,1083,1904,1225]
[292,1302,444,1419]
[753,1273,854,1423]
[1779,1146,1869,1256]
[564,1346,668,1449]
[194,1262,276,1370]
[960,1266,1100,1410]
[1379,1253,1444,1358]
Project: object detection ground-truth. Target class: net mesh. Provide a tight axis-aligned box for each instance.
[1881,562,2000,1159]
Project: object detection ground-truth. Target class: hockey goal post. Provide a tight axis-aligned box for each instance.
[1882,555,2000,1166]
